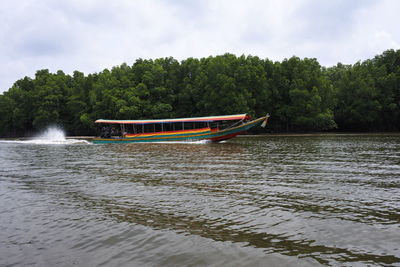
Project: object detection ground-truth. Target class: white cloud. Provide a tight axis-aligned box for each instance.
[347,0,400,62]
[0,0,399,93]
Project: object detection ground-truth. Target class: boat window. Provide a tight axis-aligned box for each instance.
[163,123,174,132]
[154,124,162,133]
[174,122,183,131]
[210,122,219,129]
[143,124,153,133]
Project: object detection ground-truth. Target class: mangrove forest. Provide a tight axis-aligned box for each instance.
[0,49,399,136]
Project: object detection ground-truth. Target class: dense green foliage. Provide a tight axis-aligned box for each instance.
[1,49,399,136]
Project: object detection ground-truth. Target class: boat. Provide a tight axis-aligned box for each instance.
[92,114,269,143]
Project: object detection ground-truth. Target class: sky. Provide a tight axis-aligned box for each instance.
[1,0,399,93]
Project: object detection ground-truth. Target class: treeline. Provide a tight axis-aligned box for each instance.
[0,49,399,136]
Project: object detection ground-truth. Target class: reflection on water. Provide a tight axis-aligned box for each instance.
[0,134,399,266]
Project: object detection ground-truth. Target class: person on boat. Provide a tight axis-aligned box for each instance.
[100,126,112,138]
[100,127,106,138]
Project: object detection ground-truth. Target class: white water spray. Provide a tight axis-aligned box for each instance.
[25,126,90,144]
[36,126,67,141]
[0,126,91,145]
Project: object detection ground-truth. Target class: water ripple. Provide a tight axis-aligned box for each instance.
[1,134,399,266]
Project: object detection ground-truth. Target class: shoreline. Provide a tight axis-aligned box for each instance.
[1,132,399,141]
[68,132,400,139]
[239,132,400,137]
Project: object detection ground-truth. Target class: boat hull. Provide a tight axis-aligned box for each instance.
[92,116,267,144]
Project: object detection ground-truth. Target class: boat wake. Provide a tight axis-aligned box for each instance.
[0,127,90,145]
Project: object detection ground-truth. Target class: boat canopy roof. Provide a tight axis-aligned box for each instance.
[95,114,250,125]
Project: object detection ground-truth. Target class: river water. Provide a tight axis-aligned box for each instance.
[0,133,399,266]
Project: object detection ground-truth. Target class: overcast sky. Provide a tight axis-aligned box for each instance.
[1,0,399,93]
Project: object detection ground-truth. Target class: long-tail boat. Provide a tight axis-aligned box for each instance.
[92,114,269,143]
